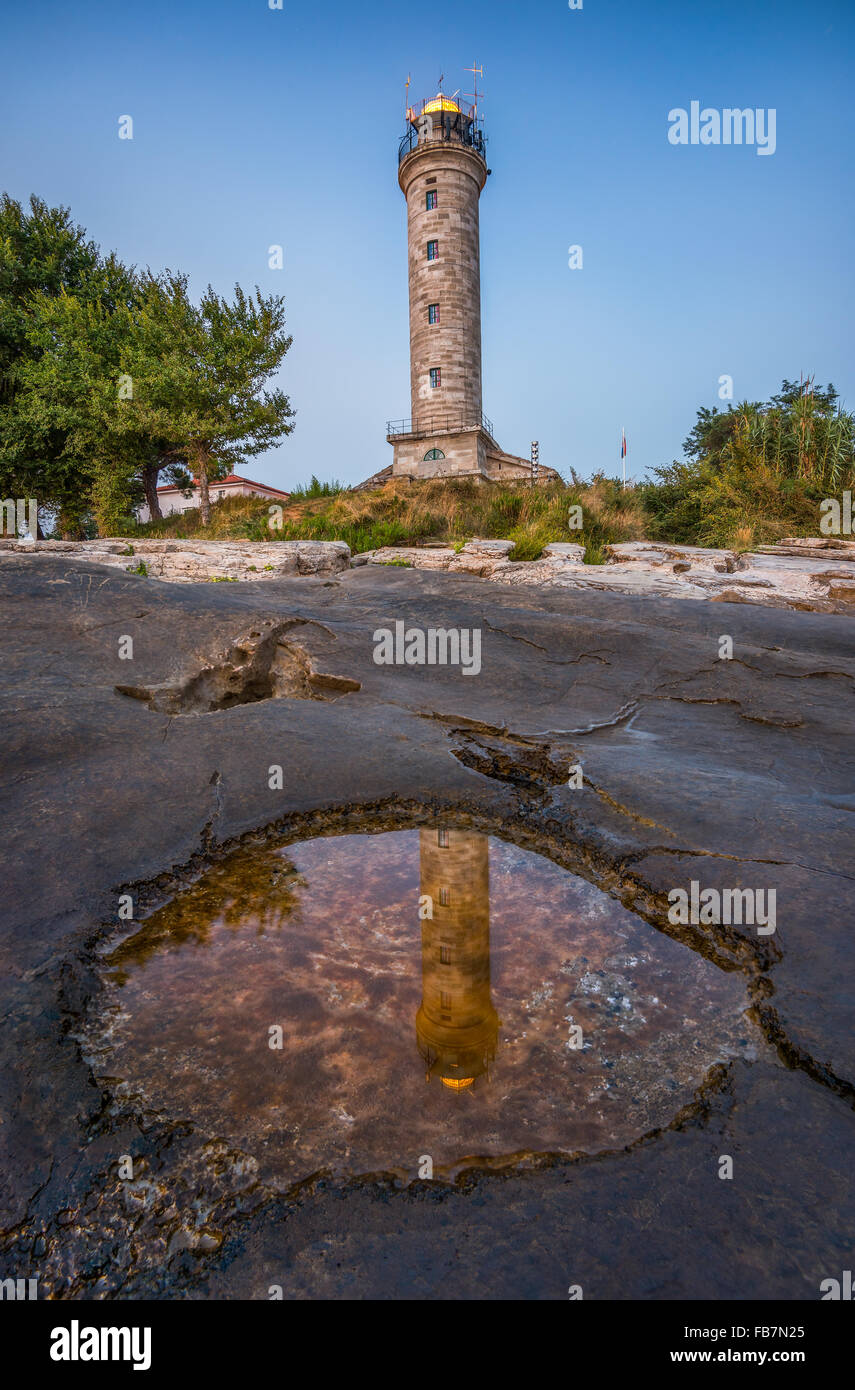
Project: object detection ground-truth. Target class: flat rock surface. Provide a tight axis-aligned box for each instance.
[1,554,853,1299]
[358,538,855,612]
[0,537,350,582]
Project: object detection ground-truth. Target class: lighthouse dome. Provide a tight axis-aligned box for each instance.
[423,94,462,115]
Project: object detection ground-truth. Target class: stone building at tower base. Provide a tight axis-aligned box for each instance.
[357,424,560,489]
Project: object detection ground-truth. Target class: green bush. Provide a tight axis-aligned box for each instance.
[642,379,855,549]
[288,475,346,499]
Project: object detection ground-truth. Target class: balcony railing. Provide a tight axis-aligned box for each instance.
[386,411,495,440]
[398,120,487,165]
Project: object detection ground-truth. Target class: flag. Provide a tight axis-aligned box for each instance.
[620,428,627,459]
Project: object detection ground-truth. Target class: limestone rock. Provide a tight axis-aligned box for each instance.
[2,556,854,1298]
[0,537,350,582]
[356,537,855,613]
[542,542,585,561]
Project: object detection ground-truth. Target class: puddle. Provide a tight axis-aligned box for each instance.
[84,828,762,1184]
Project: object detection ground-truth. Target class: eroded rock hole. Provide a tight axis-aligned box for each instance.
[115,622,360,714]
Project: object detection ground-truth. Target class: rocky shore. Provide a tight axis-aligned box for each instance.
[358,537,855,613]
[1,552,853,1298]
[0,536,350,582]
[3,534,853,612]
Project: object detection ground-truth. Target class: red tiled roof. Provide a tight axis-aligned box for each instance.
[156,473,291,499]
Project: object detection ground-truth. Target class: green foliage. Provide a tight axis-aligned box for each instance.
[644,378,855,548]
[0,195,295,535]
[130,474,649,558]
[276,515,414,555]
[0,194,103,533]
[288,475,345,499]
[16,254,156,533]
[123,274,295,524]
[582,540,607,564]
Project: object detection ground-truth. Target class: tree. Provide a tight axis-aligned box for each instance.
[16,256,146,534]
[2,197,296,534]
[0,195,101,534]
[125,276,295,524]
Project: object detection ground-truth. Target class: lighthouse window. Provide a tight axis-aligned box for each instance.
[428,303,439,324]
[438,887,450,907]
[437,829,449,847]
[429,368,441,388]
[440,992,452,1011]
[427,239,439,261]
[423,448,445,461]
[426,190,438,210]
[440,945,451,964]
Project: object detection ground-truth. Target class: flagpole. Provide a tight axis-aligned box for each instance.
[621,427,626,489]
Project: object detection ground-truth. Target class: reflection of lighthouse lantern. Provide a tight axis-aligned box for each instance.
[416,828,499,1088]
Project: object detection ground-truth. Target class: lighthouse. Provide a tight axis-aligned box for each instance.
[382,74,558,485]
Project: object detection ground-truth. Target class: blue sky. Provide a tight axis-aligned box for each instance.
[2,0,853,488]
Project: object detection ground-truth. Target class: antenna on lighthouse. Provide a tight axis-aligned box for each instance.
[464,60,485,114]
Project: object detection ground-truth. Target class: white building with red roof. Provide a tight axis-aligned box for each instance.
[137,473,291,523]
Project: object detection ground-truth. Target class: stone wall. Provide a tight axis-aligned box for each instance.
[392,426,484,478]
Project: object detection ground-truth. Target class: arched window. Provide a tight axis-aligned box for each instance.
[423,448,445,461]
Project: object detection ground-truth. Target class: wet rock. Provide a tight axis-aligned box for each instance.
[1,555,853,1297]
[194,1062,855,1300]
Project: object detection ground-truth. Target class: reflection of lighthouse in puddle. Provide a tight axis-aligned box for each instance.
[416,828,499,1090]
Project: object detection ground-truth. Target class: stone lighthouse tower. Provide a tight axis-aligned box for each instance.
[382,78,552,484]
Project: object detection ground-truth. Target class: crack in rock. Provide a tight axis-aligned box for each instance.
[449,729,571,789]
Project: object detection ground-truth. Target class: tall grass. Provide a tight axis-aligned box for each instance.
[128,474,648,558]
[271,475,647,559]
[122,494,274,540]
[644,379,855,548]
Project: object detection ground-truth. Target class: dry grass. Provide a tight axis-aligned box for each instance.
[128,474,649,561]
